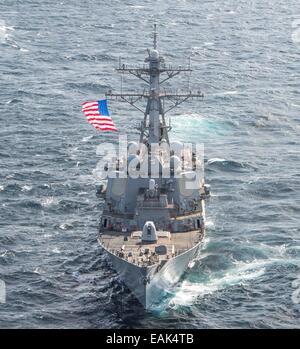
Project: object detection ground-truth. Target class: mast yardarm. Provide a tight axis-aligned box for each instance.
[105,25,204,146]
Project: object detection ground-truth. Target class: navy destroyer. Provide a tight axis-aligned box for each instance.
[97,25,210,309]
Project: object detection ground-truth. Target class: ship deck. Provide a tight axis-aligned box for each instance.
[99,229,204,266]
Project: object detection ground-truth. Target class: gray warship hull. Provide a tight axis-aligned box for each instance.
[99,238,202,309]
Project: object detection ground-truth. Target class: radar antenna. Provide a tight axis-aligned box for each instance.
[153,23,157,50]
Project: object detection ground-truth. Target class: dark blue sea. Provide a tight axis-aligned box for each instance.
[0,0,300,328]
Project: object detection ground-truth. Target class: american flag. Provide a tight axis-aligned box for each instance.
[82,99,118,132]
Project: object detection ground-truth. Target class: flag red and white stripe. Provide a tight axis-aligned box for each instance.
[82,100,118,132]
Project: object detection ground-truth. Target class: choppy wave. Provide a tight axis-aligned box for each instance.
[207,158,256,172]
[169,260,267,307]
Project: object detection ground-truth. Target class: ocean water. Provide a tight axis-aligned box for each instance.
[0,0,300,328]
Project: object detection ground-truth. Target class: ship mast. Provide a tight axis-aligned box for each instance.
[106,24,204,147]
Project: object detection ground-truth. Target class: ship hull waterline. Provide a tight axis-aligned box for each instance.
[98,238,203,309]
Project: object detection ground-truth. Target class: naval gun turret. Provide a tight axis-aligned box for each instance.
[142,221,158,243]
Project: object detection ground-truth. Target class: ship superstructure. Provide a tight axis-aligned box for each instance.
[97,25,209,308]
